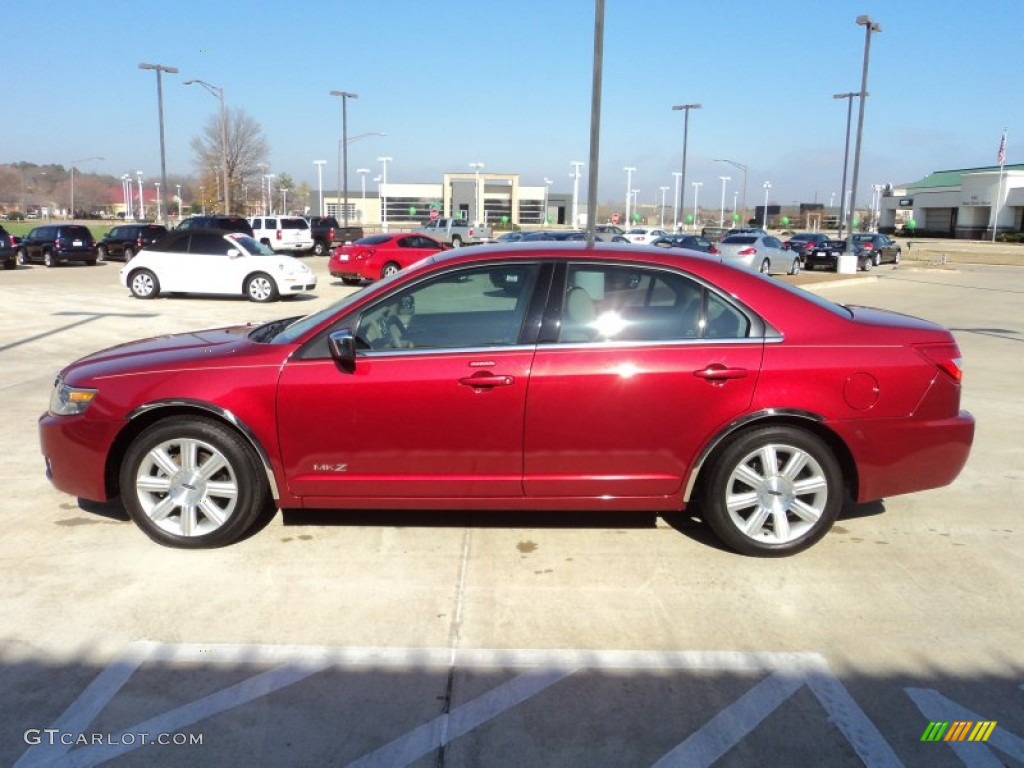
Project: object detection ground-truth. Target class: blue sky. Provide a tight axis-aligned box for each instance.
[2,0,1021,211]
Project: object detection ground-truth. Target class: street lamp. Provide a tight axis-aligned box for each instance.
[692,182,702,228]
[832,91,861,238]
[154,182,162,220]
[256,163,267,214]
[847,14,881,248]
[357,168,369,200]
[377,156,392,231]
[714,159,748,226]
[175,184,182,219]
[69,156,103,221]
[313,160,327,216]
[570,161,583,229]
[122,174,132,220]
[543,177,553,225]
[623,166,636,225]
[671,103,701,229]
[469,162,485,225]
[658,186,669,228]
[136,171,144,220]
[671,171,682,230]
[718,176,731,226]
[138,63,178,220]
[185,79,230,214]
[329,90,358,231]
[281,187,289,214]
[762,181,772,229]
[265,174,275,214]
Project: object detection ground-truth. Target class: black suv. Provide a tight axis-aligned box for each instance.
[17,225,98,267]
[0,225,17,270]
[309,216,364,256]
[177,215,253,237]
[97,223,168,261]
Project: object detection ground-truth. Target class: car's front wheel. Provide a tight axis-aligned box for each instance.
[701,426,843,556]
[119,416,273,548]
[788,257,801,275]
[893,250,901,265]
[129,269,160,299]
[245,272,278,302]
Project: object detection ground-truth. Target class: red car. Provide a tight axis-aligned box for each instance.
[39,244,974,556]
[329,233,448,284]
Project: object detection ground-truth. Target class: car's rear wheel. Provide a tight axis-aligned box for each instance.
[312,240,327,256]
[129,269,160,299]
[97,245,108,261]
[43,250,55,268]
[245,272,278,302]
[701,426,842,557]
[451,236,463,248]
[119,416,272,548]
[381,262,400,279]
[17,249,29,265]
[124,246,135,261]
[860,256,873,271]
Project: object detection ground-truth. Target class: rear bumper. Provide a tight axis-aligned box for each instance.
[836,410,975,502]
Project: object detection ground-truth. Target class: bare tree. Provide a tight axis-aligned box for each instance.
[189,107,269,214]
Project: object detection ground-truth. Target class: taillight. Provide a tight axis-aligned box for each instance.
[276,230,282,240]
[328,228,335,242]
[738,247,757,255]
[137,236,144,247]
[916,343,964,383]
[708,246,718,254]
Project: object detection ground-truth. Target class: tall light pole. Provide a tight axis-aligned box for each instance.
[832,91,861,238]
[543,177,553,225]
[154,182,162,220]
[175,184,182,219]
[847,15,881,249]
[69,156,103,221]
[671,171,682,230]
[762,181,772,229]
[184,79,230,214]
[136,171,145,220]
[329,90,358,230]
[138,63,178,220]
[671,103,701,229]
[623,166,636,225]
[469,161,485,225]
[256,163,267,214]
[122,174,132,220]
[377,156,392,231]
[718,176,731,226]
[658,186,669,228]
[313,160,327,216]
[692,182,702,229]
[356,168,369,200]
[265,174,275,214]
[714,159,747,226]
[570,161,583,228]
[281,187,289,214]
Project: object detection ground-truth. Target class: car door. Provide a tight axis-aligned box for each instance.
[523,262,763,500]
[275,262,545,502]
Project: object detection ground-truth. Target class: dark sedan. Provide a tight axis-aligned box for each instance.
[852,233,902,266]
[784,233,830,263]
[804,239,874,271]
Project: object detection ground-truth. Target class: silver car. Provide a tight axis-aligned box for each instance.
[715,234,801,275]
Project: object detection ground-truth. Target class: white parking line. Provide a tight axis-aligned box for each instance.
[17,643,903,767]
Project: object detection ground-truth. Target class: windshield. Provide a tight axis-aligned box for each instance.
[231,235,275,255]
[721,235,757,244]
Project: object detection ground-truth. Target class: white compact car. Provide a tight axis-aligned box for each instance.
[120,229,317,302]
[623,226,669,244]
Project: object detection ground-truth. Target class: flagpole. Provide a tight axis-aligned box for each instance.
[992,129,1007,243]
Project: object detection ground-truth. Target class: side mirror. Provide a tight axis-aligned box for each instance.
[328,329,357,369]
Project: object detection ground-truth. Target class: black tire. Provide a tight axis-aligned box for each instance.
[700,426,843,557]
[43,250,55,268]
[893,250,901,265]
[129,269,160,299]
[381,262,401,279]
[245,272,279,302]
[97,245,108,261]
[860,256,873,272]
[312,240,327,257]
[788,257,801,275]
[124,246,135,261]
[17,249,29,265]
[119,416,273,548]
[341,276,362,286]
[873,252,882,267]
[451,236,463,248]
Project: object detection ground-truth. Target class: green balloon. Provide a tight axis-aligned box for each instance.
[409,206,417,215]
[684,214,694,224]
[500,215,509,224]
[731,213,740,223]
[780,216,790,226]
[852,217,859,227]
[632,212,641,222]
[906,219,917,230]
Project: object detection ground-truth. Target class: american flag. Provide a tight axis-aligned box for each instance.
[997,131,1007,166]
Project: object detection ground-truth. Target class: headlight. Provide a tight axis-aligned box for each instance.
[49,377,98,416]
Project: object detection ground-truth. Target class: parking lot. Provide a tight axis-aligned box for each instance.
[2,254,1022,767]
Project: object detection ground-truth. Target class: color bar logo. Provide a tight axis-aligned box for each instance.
[921,720,997,742]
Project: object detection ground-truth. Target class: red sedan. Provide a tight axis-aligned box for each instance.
[329,233,448,284]
[39,243,974,556]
